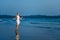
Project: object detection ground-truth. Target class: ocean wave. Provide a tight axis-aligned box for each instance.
[34,26,60,30]
[0,15,60,18]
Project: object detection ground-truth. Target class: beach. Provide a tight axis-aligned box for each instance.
[0,17,60,40]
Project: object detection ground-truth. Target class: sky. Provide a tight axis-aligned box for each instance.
[0,0,60,16]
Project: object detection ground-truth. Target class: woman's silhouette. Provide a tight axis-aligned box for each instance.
[15,12,20,30]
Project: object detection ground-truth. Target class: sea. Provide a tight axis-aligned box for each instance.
[0,15,60,40]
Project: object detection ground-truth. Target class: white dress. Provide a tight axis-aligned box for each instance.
[16,15,20,25]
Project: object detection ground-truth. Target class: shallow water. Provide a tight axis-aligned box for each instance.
[0,17,60,40]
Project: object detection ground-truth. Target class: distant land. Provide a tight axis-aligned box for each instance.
[0,15,60,18]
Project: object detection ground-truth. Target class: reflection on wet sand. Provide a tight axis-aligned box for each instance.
[15,30,19,40]
[16,24,19,30]
[15,24,20,40]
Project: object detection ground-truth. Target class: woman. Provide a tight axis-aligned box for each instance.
[16,12,20,30]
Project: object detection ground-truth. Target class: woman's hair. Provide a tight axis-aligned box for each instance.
[16,12,19,15]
